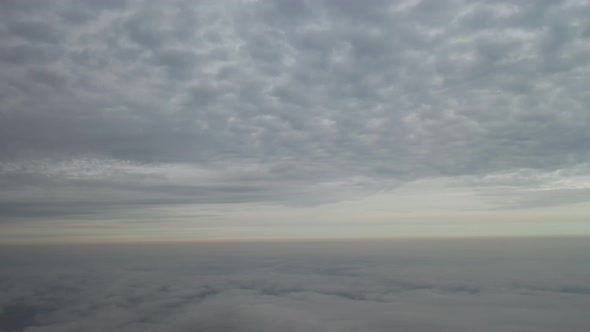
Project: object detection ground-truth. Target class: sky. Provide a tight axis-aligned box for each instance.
[1,0,590,243]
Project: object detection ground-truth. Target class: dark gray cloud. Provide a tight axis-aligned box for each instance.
[0,0,589,220]
[1,238,589,331]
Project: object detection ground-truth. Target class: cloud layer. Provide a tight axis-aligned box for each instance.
[1,238,590,331]
[1,0,589,224]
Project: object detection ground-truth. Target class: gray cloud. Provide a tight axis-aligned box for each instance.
[1,238,589,331]
[0,0,589,219]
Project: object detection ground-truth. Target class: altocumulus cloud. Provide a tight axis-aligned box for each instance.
[0,0,590,221]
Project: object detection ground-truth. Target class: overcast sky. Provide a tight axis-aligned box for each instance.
[1,0,589,243]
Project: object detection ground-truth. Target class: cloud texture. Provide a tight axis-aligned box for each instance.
[0,0,589,224]
[1,238,590,331]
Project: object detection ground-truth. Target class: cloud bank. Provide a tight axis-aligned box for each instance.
[1,238,589,331]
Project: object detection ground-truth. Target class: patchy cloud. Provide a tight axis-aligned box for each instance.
[0,0,589,225]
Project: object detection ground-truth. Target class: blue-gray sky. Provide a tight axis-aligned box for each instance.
[1,0,589,243]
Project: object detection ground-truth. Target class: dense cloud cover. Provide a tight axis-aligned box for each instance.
[1,238,590,331]
[1,0,589,223]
